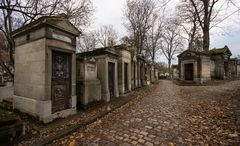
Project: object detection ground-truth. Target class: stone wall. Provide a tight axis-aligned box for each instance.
[13,17,79,123]
[96,56,119,102]
[210,60,215,78]
[238,65,240,78]
[76,58,101,107]
[0,85,13,102]
[117,49,132,94]
[14,38,47,100]
[201,56,211,82]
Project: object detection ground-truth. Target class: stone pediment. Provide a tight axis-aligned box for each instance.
[12,16,81,37]
[46,18,80,36]
[180,51,197,57]
[178,50,209,61]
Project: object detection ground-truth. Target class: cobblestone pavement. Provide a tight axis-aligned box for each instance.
[49,80,240,146]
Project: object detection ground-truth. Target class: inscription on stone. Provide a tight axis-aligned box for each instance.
[52,32,71,43]
[87,64,95,72]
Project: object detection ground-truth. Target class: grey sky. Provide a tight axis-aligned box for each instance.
[91,0,240,63]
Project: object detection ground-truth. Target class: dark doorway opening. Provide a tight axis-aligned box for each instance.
[108,62,115,98]
[133,62,136,88]
[184,63,193,80]
[140,64,144,86]
[124,63,129,92]
[51,51,71,113]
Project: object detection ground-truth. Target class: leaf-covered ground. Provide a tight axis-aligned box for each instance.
[45,80,240,146]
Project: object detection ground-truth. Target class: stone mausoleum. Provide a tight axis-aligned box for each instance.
[178,50,211,83]
[178,45,235,83]
[76,57,101,109]
[209,46,232,79]
[77,47,119,103]
[12,16,80,123]
[11,16,160,122]
[114,45,132,95]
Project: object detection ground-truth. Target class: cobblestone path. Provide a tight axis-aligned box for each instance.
[49,80,240,146]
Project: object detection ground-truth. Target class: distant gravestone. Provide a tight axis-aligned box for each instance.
[12,16,80,123]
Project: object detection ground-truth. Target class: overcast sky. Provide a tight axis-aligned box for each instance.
[91,0,240,63]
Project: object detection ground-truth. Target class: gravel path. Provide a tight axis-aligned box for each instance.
[48,80,240,146]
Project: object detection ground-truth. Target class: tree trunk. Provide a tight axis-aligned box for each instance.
[203,26,210,52]
[189,17,197,50]
[0,59,14,79]
[168,59,171,78]
[203,0,210,52]
[152,48,155,63]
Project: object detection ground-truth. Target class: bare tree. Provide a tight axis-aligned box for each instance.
[160,18,184,73]
[95,25,118,47]
[120,36,134,46]
[0,0,59,78]
[78,31,98,52]
[123,0,157,55]
[177,0,202,50]
[55,0,94,28]
[188,0,240,52]
[0,0,94,79]
[156,61,168,73]
[144,11,165,63]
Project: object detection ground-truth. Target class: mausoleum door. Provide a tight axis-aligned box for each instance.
[184,63,193,81]
[124,63,129,91]
[51,51,71,113]
[108,62,115,98]
[133,63,136,87]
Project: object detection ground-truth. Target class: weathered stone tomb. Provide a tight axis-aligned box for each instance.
[137,56,146,87]
[113,45,132,94]
[178,50,211,83]
[209,46,232,79]
[77,47,119,102]
[12,16,80,123]
[76,57,101,108]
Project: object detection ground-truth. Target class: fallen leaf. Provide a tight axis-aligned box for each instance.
[69,140,76,146]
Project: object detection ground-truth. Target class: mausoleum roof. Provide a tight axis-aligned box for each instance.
[12,16,81,37]
[209,45,232,55]
[77,47,119,58]
[177,49,209,58]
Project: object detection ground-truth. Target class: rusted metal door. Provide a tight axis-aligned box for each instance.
[185,63,193,80]
[108,62,115,98]
[52,51,71,113]
[124,63,128,91]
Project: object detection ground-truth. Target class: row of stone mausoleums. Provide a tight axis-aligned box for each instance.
[177,45,240,83]
[76,45,159,109]
[11,16,159,123]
